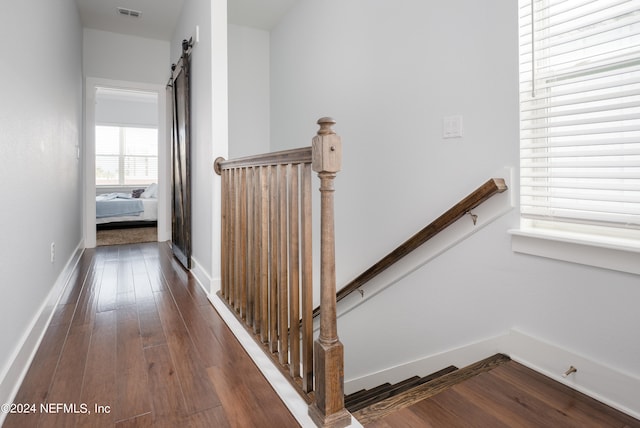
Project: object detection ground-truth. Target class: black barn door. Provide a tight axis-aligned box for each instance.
[169,48,191,269]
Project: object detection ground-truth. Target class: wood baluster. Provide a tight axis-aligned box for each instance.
[259,166,270,343]
[237,168,244,312]
[214,120,348,411]
[253,167,261,334]
[289,164,300,379]
[301,162,313,393]
[228,169,234,305]
[225,169,231,300]
[239,168,248,317]
[246,167,254,326]
[230,168,237,308]
[269,166,279,353]
[220,167,228,299]
[308,118,351,428]
[278,164,289,366]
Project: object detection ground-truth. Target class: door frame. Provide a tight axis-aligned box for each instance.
[84,77,170,248]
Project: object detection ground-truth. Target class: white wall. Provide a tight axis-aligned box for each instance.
[269,0,640,398]
[95,92,158,127]
[0,0,83,409]
[83,29,170,84]
[228,24,270,158]
[171,0,224,291]
[210,0,229,293]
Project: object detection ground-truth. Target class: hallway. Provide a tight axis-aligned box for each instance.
[3,242,298,427]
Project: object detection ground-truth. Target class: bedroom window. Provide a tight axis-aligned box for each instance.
[518,0,640,240]
[96,125,158,186]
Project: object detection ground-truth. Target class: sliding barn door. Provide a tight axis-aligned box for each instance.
[169,53,191,269]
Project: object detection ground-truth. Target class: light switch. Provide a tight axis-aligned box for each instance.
[443,115,463,139]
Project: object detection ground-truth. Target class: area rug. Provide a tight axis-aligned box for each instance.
[96,227,158,246]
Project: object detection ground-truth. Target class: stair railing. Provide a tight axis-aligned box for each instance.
[214,117,351,428]
[313,177,508,317]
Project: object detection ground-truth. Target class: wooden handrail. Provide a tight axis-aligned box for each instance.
[214,147,312,173]
[214,118,351,428]
[313,178,507,317]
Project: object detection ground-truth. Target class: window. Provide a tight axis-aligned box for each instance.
[518,0,640,239]
[96,125,158,186]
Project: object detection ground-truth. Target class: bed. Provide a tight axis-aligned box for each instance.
[96,184,158,229]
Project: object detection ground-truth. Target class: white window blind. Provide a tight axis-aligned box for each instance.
[96,126,158,186]
[519,0,640,232]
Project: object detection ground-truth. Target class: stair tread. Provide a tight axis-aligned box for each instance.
[345,388,367,400]
[352,353,511,425]
[344,382,392,406]
[344,376,421,405]
[346,365,458,412]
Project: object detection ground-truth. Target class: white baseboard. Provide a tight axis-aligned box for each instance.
[0,242,84,426]
[190,256,214,296]
[507,329,640,420]
[209,277,222,294]
[344,329,640,420]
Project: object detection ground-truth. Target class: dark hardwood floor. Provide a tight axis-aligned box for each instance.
[6,241,639,428]
[3,242,299,428]
[366,360,640,428]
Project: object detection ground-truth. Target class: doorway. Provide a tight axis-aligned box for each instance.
[84,78,170,248]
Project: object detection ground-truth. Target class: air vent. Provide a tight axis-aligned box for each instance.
[117,7,142,18]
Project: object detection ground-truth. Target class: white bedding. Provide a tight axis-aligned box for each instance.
[96,197,158,224]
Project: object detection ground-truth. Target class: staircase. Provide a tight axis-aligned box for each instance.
[349,354,511,425]
[214,117,515,427]
[213,119,640,427]
[345,365,459,413]
[346,353,640,427]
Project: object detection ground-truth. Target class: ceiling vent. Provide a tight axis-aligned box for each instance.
[117,7,142,18]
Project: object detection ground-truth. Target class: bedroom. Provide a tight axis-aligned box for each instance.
[93,86,160,245]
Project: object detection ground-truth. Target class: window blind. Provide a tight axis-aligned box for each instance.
[519,0,640,231]
[96,126,158,186]
[123,127,158,185]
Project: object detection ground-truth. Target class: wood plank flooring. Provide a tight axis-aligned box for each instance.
[366,360,640,428]
[3,242,299,428]
[6,240,640,428]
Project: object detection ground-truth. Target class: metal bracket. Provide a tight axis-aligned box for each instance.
[467,211,478,225]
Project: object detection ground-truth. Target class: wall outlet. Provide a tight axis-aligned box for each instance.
[50,242,55,263]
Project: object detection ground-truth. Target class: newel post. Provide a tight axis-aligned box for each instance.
[308,117,351,428]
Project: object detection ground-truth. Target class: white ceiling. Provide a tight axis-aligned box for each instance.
[75,0,298,40]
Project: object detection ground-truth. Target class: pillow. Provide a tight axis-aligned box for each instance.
[141,183,158,199]
[131,188,145,198]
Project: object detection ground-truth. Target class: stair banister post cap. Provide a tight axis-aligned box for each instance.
[317,117,337,135]
[312,117,342,173]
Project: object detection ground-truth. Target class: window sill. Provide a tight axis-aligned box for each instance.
[509,228,640,276]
